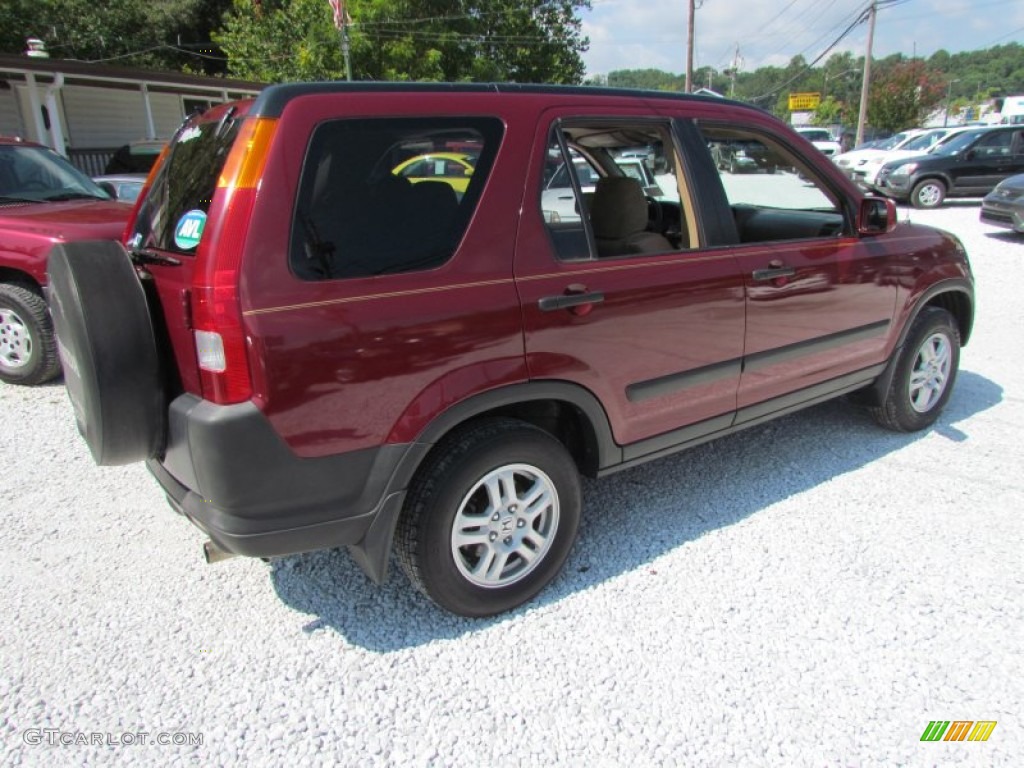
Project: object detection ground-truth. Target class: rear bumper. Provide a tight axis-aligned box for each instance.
[147,394,420,577]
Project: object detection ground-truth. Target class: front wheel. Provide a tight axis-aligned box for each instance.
[0,283,60,386]
[871,307,960,432]
[910,179,946,209]
[396,419,581,617]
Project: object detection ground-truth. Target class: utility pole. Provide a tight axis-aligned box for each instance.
[341,13,352,82]
[855,1,876,147]
[686,0,695,92]
[330,0,353,81]
[730,43,741,97]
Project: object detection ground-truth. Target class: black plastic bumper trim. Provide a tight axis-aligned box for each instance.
[743,320,890,373]
[150,394,412,559]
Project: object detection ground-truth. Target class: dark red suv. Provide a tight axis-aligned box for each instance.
[1,137,131,385]
[48,84,975,616]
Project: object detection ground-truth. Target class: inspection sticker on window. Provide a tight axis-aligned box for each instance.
[174,210,207,250]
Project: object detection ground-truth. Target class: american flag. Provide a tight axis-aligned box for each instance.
[327,0,350,31]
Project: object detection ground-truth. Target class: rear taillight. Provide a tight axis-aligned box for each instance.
[191,117,277,404]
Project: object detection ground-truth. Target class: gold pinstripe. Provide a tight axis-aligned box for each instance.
[243,234,935,317]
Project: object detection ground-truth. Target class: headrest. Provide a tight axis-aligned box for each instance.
[589,176,649,239]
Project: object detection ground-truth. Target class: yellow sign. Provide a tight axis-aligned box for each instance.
[788,92,821,111]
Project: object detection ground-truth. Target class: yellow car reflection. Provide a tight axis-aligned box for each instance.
[392,152,476,193]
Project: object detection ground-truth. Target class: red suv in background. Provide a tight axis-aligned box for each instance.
[48,84,974,616]
[0,137,131,385]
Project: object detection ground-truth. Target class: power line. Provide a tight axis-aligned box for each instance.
[747,3,872,101]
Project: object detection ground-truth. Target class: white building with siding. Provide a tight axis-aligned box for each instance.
[0,55,263,173]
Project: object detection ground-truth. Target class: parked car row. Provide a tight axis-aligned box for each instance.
[832,124,1024,210]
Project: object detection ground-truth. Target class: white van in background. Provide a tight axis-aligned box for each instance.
[999,95,1024,125]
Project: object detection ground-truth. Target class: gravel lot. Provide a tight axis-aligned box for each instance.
[1,203,1021,767]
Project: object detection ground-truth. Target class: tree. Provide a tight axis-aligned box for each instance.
[607,69,683,91]
[0,0,234,76]
[867,59,946,132]
[811,96,846,127]
[215,0,591,84]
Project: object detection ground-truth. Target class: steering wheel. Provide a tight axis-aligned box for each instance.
[645,196,664,232]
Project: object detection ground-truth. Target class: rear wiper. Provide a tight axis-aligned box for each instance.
[215,106,238,138]
[128,246,181,267]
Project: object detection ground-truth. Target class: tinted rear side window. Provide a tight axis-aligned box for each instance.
[130,116,240,255]
[290,117,503,280]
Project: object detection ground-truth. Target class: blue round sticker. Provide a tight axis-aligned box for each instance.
[174,209,207,250]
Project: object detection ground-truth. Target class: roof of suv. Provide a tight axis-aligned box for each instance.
[246,81,758,119]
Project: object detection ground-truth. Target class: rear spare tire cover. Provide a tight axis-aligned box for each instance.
[47,240,165,465]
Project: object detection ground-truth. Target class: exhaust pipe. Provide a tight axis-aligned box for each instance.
[203,539,236,564]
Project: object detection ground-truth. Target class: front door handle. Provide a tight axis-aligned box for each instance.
[538,286,605,315]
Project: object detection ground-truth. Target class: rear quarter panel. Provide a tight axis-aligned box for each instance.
[238,92,548,458]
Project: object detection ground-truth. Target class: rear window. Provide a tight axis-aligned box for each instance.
[289,117,504,280]
[129,112,241,255]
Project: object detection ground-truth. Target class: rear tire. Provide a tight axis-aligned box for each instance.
[47,240,165,465]
[0,283,60,386]
[396,418,581,617]
[871,308,960,432]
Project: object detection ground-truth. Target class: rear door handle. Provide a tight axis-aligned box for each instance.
[752,266,796,281]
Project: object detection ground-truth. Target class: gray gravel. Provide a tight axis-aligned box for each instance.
[1,203,1021,767]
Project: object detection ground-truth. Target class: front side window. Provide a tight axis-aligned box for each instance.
[700,124,846,245]
[290,117,503,280]
[972,130,1013,156]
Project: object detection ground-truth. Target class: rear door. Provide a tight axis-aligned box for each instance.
[515,109,746,451]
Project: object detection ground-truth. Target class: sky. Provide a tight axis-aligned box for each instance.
[580,0,1024,78]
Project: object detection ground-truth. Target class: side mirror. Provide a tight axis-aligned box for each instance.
[97,181,117,199]
[964,149,976,161]
[857,196,897,235]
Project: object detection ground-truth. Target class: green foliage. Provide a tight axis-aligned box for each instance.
[602,44,1023,125]
[866,59,946,132]
[0,0,233,75]
[215,0,591,84]
[811,96,846,126]
[608,69,684,91]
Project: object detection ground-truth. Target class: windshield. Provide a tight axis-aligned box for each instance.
[799,129,831,142]
[931,130,984,156]
[877,132,912,150]
[129,109,242,255]
[0,145,109,202]
[902,132,940,151]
